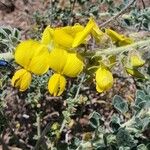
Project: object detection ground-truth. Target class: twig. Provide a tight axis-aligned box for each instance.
[141,0,146,9]
[59,73,86,137]
[36,113,41,139]
[138,0,146,31]
[33,122,52,150]
[69,0,77,25]
[100,0,136,27]
[0,137,10,150]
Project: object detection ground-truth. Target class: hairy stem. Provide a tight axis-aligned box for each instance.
[94,38,150,56]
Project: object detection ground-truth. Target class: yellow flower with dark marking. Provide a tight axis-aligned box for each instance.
[48,48,84,96]
[12,40,49,91]
[96,66,113,93]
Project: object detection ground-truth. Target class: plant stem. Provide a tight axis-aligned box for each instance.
[33,122,52,150]
[36,113,41,139]
[94,38,150,56]
[69,0,76,25]
[59,73,85,134]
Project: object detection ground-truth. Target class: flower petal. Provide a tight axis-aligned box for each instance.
[96,67,113,92]
[28,45,49,75]
[49,48,68,73]
[15,40,41,69]
[62,53,84,77]
[48,73,66,96]
[20,71,32,91]
[53,28,74,48]
[11,69,27,86]
[91,19,104,42]
[72,18,94,48]
[105,29,134,46]
[41,26,54,45]
[11,69,32,91]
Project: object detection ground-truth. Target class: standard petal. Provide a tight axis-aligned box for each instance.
[72,18,94,48]
[91,19,104,42]
[53,28,74,48]
[62,53,84,77]
[28,45,49,75]
[96,67,113,92]
[15,40,41,69]
[48,73,66,96]
[49,48,68,73]
[62,24,84,37]
[41,26,54,48]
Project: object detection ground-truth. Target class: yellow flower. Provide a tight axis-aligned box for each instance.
[48,73,66,96]
[15,40,49,74]
[48,48,84,96]
[130,53,145,67]
[12,40,49,91]
[42,18,102,49]
[11,69,32,91]
[42,24,84,50]
[96,66,113,93]
[105,29,134,46]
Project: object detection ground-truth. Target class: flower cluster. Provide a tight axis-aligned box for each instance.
[11,18,137,96]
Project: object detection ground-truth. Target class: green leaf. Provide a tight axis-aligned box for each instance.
[137,144,148,150]
[136,90,145,99]
[89,111,103,129]
[116,128,135,148]
[112,95,128,114]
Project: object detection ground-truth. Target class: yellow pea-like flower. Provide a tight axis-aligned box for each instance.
[48,48,84,96]
[105,29,134,46]
[14,40,49,74]
[96,66,113,93]
[130,53,145,67]
[12,40,49,91]
[11,69,32,91]
[48,73,66,96]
